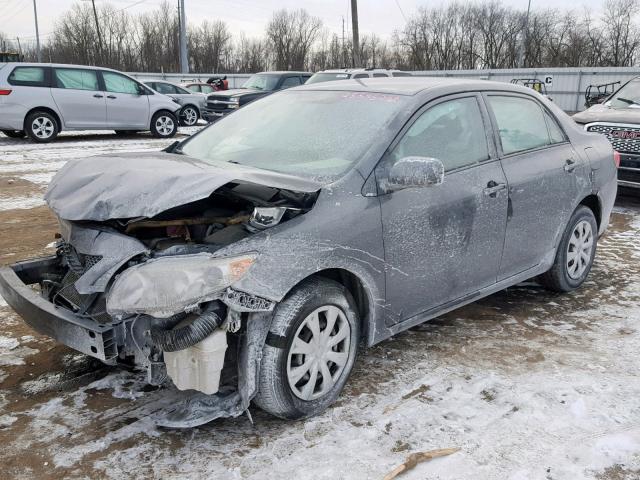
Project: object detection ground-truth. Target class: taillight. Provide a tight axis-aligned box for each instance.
[0,89,11,95]
[613,151,621,168]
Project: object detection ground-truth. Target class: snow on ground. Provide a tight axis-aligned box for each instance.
[0,131,639,479]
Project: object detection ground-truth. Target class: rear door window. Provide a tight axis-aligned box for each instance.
[201,85,215,93]
[186,85,201,93]
[544,110,567,144]
[102,71,140,95]
[53,68,99,91]
[8,66,48,87]
[488,96,553,155]
[155,82,179,94]
[353,73,369,79]
[373,73,388,78]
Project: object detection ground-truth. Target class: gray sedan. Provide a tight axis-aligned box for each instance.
[0,78,617,427]
[144,80,206,126]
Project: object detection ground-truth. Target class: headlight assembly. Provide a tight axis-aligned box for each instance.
[106,253,256,318]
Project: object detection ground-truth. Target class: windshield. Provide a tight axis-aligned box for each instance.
[306,72,352,84]
[242,74,279,91]
[180,90,409,180]
[606,79,640,108]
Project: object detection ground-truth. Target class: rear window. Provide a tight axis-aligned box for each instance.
[8,66,48,87]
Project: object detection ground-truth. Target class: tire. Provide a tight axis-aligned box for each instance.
[150,111,178,138]
[179,105,199,126]
[539,205,598,292]
[24,111,59,143]
[1,130,26,138]
[253,278,360,420]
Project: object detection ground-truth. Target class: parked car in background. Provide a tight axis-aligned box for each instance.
[144,80,206,126]
[305,68,411,84]
[0,63,181,142]
[182,82,218,94]
[0,78,616,427]
[573,76,640,191]
[202,71,312,121]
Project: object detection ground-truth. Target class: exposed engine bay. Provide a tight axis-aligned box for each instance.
[33,180,318,427]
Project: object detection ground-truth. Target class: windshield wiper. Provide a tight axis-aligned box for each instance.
[616,97,640,106]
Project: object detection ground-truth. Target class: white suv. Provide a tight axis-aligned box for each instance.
[0,63,181,142]
[306,68,412,84]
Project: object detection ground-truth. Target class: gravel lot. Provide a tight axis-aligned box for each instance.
[0,130,639,480]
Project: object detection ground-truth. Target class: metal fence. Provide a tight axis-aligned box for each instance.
[414,67,640,113]
[128,67,640,113]
[127,72,252,89]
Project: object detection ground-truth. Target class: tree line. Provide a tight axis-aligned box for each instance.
[2,0,640,73]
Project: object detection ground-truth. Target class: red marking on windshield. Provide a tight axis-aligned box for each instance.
[341,92,401,103]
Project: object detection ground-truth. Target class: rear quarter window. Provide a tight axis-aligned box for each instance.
[8,66,48,87]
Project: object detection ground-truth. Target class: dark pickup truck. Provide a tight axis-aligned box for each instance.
[573,76,640,191]
[202,71,311,121]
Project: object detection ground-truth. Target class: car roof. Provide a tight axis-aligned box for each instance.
[298,76,537,96]
[256,71,311,76]
[316,68,405,73]
[3,62,125,73]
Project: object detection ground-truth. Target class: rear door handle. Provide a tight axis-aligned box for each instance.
[107,95,117,99]
[483,181,506,197]
[93,94,103,98]
[564,159,576,173]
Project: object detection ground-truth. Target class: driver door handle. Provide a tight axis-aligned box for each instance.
[564,159,576,173]
[93,94,103,98]
[107,95,117,99]
[483,180,506,197]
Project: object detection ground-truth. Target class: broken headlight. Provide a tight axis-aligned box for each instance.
[106,253,256,318]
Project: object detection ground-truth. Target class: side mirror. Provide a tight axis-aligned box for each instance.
[137,84,149,95]
[384,157,444,192]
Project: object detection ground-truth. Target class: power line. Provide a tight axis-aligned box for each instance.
[394,0,407,22]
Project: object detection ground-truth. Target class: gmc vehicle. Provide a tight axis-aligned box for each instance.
[0,78,616,428]
[202,71,311,121]
[574,76,640,190]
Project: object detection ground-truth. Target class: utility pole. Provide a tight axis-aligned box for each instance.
[178,0,189,74]
[350,0,360,67]
[90,0,104,64]
[32,0,41,62]
[518,0,532,68]
[341,16,346,67]
[16,36,22,60]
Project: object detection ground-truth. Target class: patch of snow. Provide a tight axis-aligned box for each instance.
[0,294,7,307]
[0,196,45,211]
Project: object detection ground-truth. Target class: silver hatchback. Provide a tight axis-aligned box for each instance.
[0,63,181,142]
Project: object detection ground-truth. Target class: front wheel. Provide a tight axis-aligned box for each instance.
[540,205,598,292]
[1,130,26,138]
[253,278,360,420]
[179,105,199,126]
[150,111,178,138]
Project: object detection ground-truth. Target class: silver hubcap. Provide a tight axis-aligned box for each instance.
[31,117,54,138]
[182,108,197,125]
[567,220,594,279]
[287,305,351,401]
[156,116,175,135]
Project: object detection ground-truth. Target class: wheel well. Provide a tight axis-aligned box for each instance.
[579,194,601,228]
[311,269,371,342]
[24,107,62,131]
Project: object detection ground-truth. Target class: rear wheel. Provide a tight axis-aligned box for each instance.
[253,278,360,420]
[540,205,598,292]
[1,130,26,138]
[150,111,178,138]
[25,111,59,143]
[179,105,199,126]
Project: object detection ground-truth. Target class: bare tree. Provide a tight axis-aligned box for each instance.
[266,9,322,70]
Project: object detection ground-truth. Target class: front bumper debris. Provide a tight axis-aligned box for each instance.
[0,256,120,362]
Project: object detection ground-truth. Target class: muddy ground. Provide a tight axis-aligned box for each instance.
[0,131,639,479]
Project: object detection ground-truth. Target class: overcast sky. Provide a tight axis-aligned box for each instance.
[2,0,607,45]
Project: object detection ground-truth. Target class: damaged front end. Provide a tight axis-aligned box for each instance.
[0,169,319,427]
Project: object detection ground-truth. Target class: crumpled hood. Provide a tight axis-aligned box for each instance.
[573,103,640,125]
[44,151,321,222]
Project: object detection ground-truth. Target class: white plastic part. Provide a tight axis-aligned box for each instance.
[164,329,228,395]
